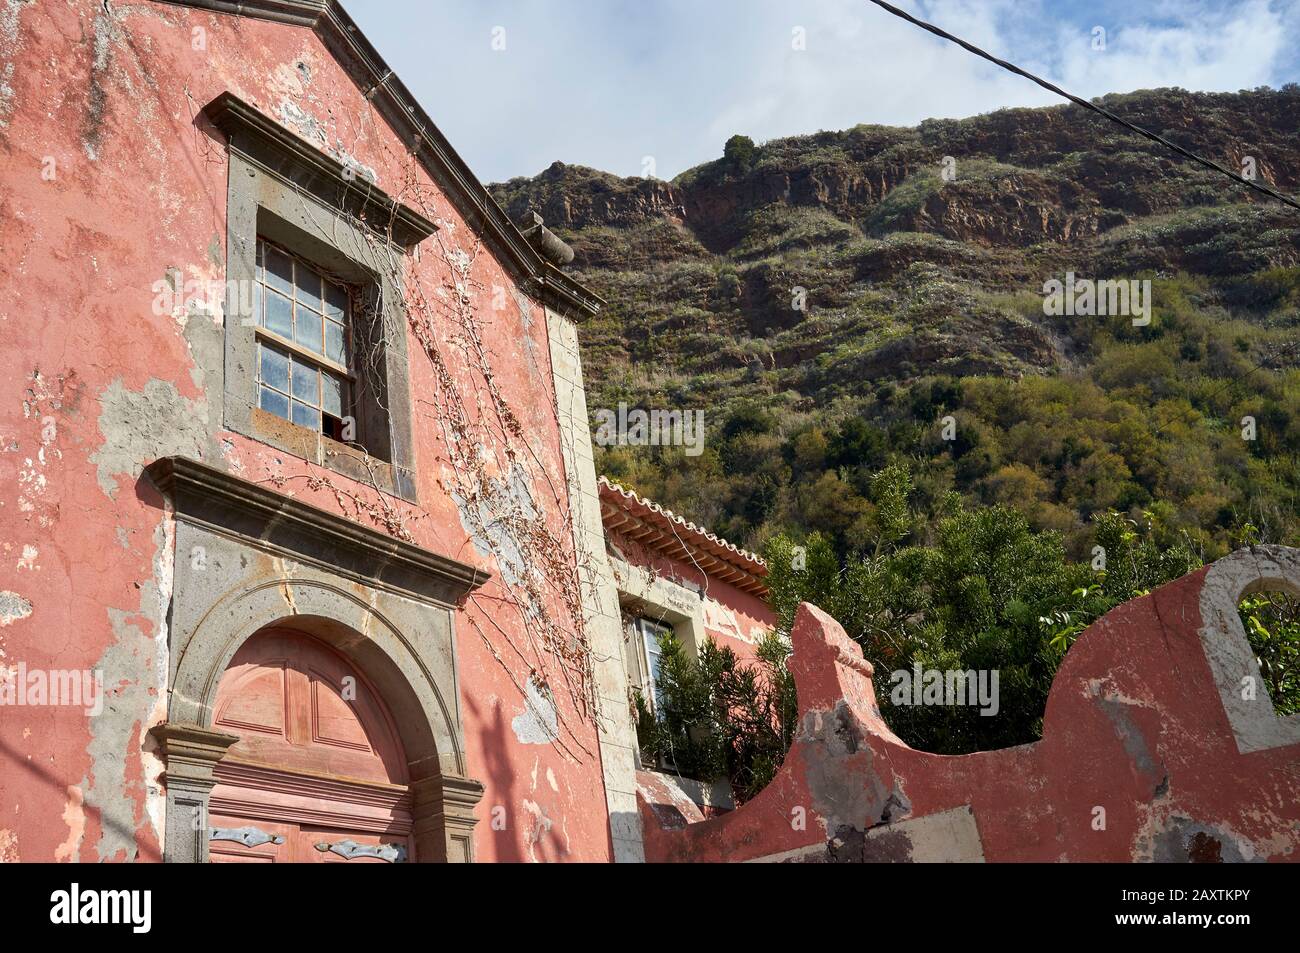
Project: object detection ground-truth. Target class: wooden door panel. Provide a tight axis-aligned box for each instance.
[214,660,288,736]
[213,628,407,784]
[310,668,373,751]
[209,627,415,863]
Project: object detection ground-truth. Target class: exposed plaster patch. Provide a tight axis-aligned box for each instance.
[278,98,326,147]
[798,700,900,837]
[219,438,244,473]
[511,676,559,745]
[0,62,14,129]
[84,2,122,161]
[450,463,538,589]
[81,517,171,861]
[703,597,762,645]
[0,827,18,863]
[0,590,31,627]
[90,378,213,498]
[521,798,556,863]
[1096,696,1162,778]
[335,144,378,185]
[275,99,379,185]
[1151,816,1260,863]
[53,786,85,863]
[768,806,984,863]
[0,0,33,47]
[15,544,37,571]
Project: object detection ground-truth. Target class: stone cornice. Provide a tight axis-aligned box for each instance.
[146,455,490,607]
[204,91,437,249]
[160,0,605,317]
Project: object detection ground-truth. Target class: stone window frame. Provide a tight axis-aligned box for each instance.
[205,92,436,503]
[611,555,710,771]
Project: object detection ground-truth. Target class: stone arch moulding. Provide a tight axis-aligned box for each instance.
[144,455,492,862]
[1196,544,1300,754]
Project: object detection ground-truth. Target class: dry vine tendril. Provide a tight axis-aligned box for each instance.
[294,135,602,761]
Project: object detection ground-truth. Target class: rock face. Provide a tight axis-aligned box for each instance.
[488,86,1300,416]
[495,161,688,229]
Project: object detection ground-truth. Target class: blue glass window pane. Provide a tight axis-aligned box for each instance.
[259,386,289,420]
[291,401,319,430]
[324,282,348,321]
[259,343,289,393]
[325,320,345,364]
[264,245,294,296]
[291,360,317,404]
[264,289,292,338]
[295,311,324,355]
[295,266,323,313]
[321,371,343,417]
[250,280,262,329]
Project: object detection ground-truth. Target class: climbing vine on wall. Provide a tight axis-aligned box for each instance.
[329,140,599,761]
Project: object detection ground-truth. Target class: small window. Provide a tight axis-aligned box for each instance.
[635,617,673,716]
[252,238,355,442]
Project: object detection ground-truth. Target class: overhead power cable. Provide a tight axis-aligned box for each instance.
[864,0,1300,213]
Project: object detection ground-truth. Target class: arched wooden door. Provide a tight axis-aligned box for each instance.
[208,627,414,863]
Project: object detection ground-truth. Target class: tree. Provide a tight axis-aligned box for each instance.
[723,134,757,171]
[764,467,1208,754]
[634,631,797,804]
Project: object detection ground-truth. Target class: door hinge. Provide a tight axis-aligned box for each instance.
[209,825,285,848]
[314,838,407,863]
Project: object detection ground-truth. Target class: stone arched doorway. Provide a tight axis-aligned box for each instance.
[207,626,415,863]
[145,456,491,863]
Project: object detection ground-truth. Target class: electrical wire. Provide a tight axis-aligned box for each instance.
[864,0,1300,213]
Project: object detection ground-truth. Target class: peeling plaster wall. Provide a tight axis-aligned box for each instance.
[638,547,1300,863]
[0,0,611,862]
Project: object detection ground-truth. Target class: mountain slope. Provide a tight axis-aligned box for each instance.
[490,87,1300,559]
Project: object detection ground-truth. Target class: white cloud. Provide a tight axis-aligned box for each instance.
[343,0,1299,182]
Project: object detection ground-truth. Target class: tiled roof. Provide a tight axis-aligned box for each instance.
[598,476,768,597]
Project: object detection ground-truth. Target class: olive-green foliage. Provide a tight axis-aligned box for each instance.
[1239,590,1300,715]
[635,630,797,804]
[764,466,1203,753]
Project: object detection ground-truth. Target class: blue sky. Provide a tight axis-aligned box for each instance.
[344,0,1300,184]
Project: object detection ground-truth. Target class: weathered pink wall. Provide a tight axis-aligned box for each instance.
[0,0,609,862]
[640,546,1300,862]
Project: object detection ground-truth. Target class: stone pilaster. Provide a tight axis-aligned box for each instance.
[150,722,240,863]
[411,774,485,863]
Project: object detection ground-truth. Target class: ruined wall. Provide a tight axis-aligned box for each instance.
[639,546,1300,863]
[0,0,610,862]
